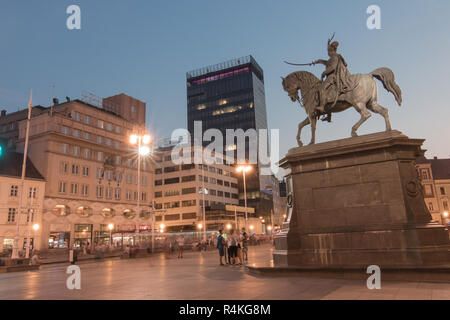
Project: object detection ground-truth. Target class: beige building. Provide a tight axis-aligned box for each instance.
[153,144,258,233]
[416,156,450,226]
[13,98,153,250]
[0,152,46,253]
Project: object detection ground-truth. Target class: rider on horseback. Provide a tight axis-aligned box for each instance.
[313,37,354,121]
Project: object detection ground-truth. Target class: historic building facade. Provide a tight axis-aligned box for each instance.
[416,156,450,225]
[14,98,153,250]
[0,152,46,253]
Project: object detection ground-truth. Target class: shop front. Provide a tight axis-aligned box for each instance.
[73,224,93,248]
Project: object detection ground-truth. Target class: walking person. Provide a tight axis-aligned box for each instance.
[177,235,185,258]
[241,228,248,262]
[222,230,229,264]
[217,230,225,265]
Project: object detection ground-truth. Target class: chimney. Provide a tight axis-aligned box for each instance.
[1,110,6,117]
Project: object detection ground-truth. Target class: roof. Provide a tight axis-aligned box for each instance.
[416,156,450,180]
[186,55,263,80]
[0,151,45,180]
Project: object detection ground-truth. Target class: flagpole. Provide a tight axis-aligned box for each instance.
[11,90,32,260]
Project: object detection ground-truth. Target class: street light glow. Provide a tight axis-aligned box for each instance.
[444,211,449,218]
[197,223,203,229]
[267,225,273,231]
[226,223,232,230]
[142,135,151,144]
[129,134,138,144]
[139,146,150,156]
[160,223,165,229]
[108,223,114,231]
[236,165,252,173]
[249,225,254,230]
[32,224,39,231]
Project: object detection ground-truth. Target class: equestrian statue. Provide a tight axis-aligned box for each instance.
[282,33,402,146]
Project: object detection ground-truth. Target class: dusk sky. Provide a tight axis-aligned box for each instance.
[1,0,449,161]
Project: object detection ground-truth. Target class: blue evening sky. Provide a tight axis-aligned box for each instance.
[1,0,449,160]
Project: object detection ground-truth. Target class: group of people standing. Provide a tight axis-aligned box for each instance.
[217,228,248,266]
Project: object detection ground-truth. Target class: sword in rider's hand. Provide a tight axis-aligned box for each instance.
[284,60,318,66]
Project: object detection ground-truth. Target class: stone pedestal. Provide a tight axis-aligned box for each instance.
[274,131,449,268]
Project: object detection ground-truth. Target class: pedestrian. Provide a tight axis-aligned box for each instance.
[177,235,185,258]
[30,250,40,266]
[228,230,238,265]
[222,230,229,264]
[217,230,225,265]
[241,228,248,262]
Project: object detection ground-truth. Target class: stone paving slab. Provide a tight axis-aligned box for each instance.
[0,245,448,300]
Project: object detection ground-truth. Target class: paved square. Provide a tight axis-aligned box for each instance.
[0,245,448,300]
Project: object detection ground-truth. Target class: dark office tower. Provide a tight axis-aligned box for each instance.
[186,56,279,222]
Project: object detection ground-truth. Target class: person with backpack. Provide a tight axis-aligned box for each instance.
[217,230,225,265]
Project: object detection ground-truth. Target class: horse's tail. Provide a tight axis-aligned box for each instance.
[370,68,402,106]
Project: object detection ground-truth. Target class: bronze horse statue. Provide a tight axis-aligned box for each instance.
[281,68,402,146]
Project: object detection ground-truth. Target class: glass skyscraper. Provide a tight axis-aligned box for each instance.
[186,55,278,221]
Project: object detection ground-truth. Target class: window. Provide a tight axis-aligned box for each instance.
[114,141,121,149]
[182,187,196,195]
[154,203,163,210]
[127,174,132,184]
[444,201,449,210]
[115,126,121,134]
[82,166,89,177]
[126,191,132,200]
[84,149,91,159]
[84,115,91,125]
[209,166,215,173]
[97,120,104,129]
[218,190,224,197]
[428,202,434,211]
[28,187,37,198]
[182,200,196,207]
[181,164,195,170]
[141,192,147,202]
[61,126,69,135]
[97,168,104,179]
[164,166,179,173]
[96,186,103,198]
[72,164,79,175]
[440,187,446,195]
[59,181,67,193]
[10,185,18,196]
[181,175,196,182]
[106,187,112,199]
[155,180,163,186]
[210,189,217,196]
[164,177,180,185]
[225,192,230,198]
[60,161,68,174]
[154,191,162,198]
[165,190,180,197]
[224,181,230,187]
[70,183,78,195]
[131,106,136,113]
[105,138,112,146]
[81,185,89,196]
[83,132,90,140]
[217,179,223,186]
[106,170,113,180]
[210,177,217,184]
[106,123,112,131]
[73,129,80,138]
[97,136,103,144]
[8,208,16,222]
[62,143,69,154]
[115,188,121,200]
[155,168,162,174]
[424,185,433,197]
[134,191,138,201]
[27,209,34,223]
[97,151,104,162]
[73,146,80,157]
[74,112,81,121]
[142,176,147,186]
[115,156,121,166]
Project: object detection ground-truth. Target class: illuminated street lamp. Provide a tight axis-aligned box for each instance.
[226,223,232,230]
[197,223,203,230]
[443,211,449,218]
[129,131,151,245]
[32,223,39,231]
[236,165,252,232]
[249,225,254,231]
[108,223,114,246]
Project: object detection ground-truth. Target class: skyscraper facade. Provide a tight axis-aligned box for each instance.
[186,56,280,222]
